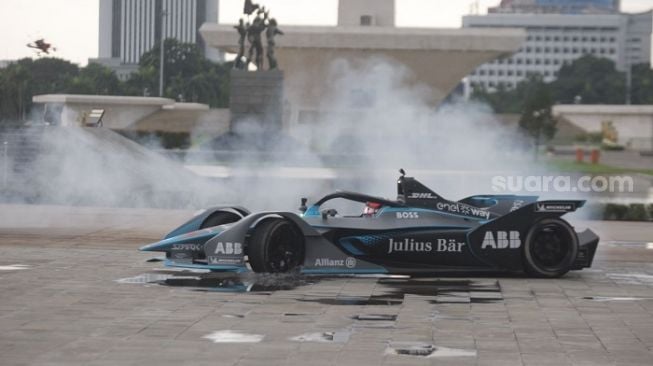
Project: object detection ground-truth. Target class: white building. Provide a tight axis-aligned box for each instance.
[92,0,219,80]
[463,10,652,90]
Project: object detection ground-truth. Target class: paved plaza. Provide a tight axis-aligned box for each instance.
[0,204,652,366]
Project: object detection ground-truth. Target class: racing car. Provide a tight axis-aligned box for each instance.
[141,170,599,278]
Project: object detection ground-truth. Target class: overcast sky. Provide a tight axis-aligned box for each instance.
[0,0,651,65]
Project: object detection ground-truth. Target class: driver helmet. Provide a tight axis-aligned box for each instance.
[363,202,382,216]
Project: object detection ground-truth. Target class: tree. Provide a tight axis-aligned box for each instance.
[127,39,231,107]
[631,64,653,104]
[552,55,625,104]
[518,76,556,159]
[67,63,122,95]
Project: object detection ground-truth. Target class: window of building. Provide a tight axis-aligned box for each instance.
[516,70,523,76]
[525,47,532,53]
[553,47,559,53]
[544,59,550,65]
[535,59,541,65]
[554,36,560,41]
[498,70,504,76]
[609,48,615,54]
[488,70,495,76]
[479,70,486,76]
[526,59,532,65]
[507,70,513,76]
[590,37,597,42]
[609,37,616,42]
[545,36,551,41]
[535,36,541,41]
[572,36,578,42]
[563,36,569,41]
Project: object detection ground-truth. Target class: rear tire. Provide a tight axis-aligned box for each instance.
[523,218,578,278]
[248,218,305,273]
[200,212,241,229]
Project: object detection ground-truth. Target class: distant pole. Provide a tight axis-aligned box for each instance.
[3,141,8,189]
[625,60,632,105]
[159,8,167,97]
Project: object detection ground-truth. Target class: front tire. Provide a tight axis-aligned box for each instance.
[523,218,579,278]
[248,218,305,273]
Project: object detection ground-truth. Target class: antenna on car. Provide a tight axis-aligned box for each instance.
[399,168,406,177]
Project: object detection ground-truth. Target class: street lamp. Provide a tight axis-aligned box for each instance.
[159,8,168,97]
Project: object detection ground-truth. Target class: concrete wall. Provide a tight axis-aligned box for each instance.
[553,104,653,150]
[200,23,525,127]
[31,95,224,134]
[338,0,395,27]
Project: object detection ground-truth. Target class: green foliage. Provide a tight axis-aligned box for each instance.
[471,55,652,114]
[553,55,625,104]
[0,40,231,123]
[126,39,231,107]
[68,63,122,95]
[517,75,557,152]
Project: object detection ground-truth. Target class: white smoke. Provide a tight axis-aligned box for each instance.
[3,57,551,213]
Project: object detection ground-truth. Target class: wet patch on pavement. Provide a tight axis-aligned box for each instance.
[385,342,477,358]
[607,272,653,285]
[290,330,351,343]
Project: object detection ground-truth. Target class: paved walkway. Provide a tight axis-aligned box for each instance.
[0,205,652,366]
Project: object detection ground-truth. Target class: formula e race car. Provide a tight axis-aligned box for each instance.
[141,170,599,278]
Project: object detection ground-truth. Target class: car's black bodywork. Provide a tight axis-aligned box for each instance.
[141,172,599,277]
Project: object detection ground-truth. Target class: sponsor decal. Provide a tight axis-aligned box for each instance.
[387,238,464,254]
[314,257,357,268]
[214,242,243,255]
[396,211,419,219]
[436,202,490,219]
[481,231,521,249]
[172,243,202,251]
[208,256,243,265]
[510,200,525,212]
[535,202,576,212]
[172,252,191,259]
[408,192,438,199]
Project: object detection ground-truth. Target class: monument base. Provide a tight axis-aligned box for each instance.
[229,69,284,133]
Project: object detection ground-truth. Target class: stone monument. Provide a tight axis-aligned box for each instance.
[229,0,284,136]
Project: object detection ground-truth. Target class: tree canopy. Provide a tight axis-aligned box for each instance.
[0,39,231,123]
[472,55,653,114]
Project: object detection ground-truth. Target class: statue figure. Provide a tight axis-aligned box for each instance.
[246,10,267,70]
[266,18,283,69]
[233,18,248,69]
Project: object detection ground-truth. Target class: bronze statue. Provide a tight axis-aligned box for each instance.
[234,18,248,70]
[246,10,267,70]
[266,18,283,69]
[235,1,282,70]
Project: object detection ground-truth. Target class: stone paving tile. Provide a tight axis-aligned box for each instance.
[1,208,653,365]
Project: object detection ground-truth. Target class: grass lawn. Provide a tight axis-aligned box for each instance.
[548,160,653,176]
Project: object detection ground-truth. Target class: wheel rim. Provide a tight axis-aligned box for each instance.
[266,222,303,272]
[529,224,573,272]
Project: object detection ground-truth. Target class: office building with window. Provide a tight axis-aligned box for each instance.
[463,2,651,90]
[93,0,219,80]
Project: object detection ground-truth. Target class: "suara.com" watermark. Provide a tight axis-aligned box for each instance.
[491,175,634,193]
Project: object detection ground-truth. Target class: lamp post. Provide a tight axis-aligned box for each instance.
[159,8,168,97]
